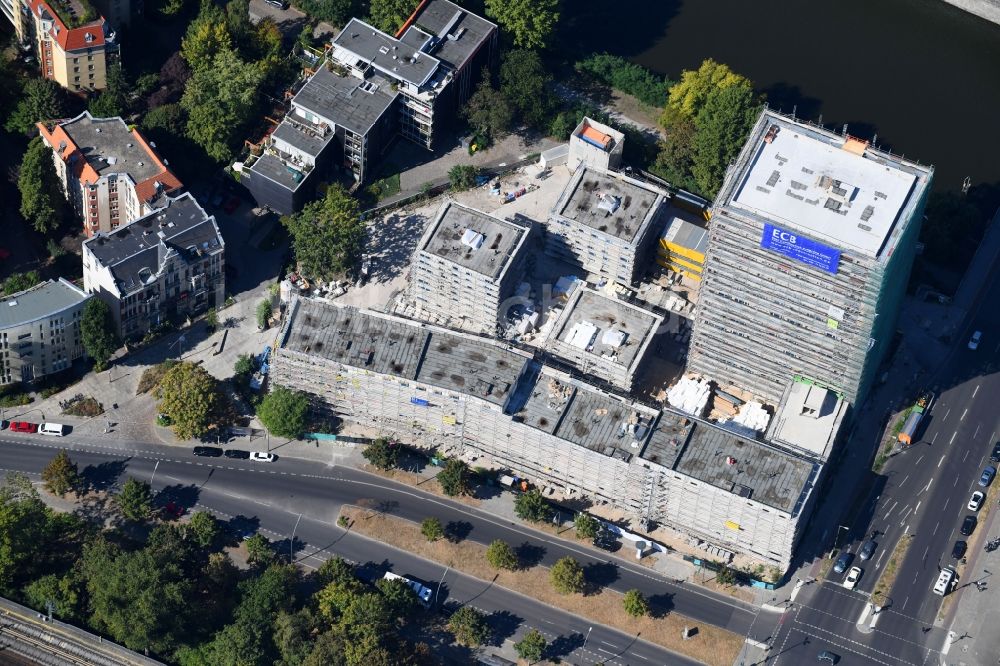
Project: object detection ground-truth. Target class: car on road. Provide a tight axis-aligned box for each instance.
[961,515,977,536]
[250,451,276,462]
[933,567,957,596]
[9,421,37,433]
[817,650,839,664]
[859,539,877,561]
[991,442,1000,463]
[0,420,7,430]
[224,449,250,459]
[843,566,862,590]
[952,540,967,559]
[833,551,854,574]
[979,466,996,487]
[968,330,982,350]
[193,446,224,457]
[968,491,985,511]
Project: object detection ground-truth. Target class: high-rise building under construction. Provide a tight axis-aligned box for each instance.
[688,110,933,405]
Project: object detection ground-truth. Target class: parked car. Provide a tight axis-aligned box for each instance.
[817,650,839,663]
[250,451,276,462]
[224,449,250,459]
[39,422,67,436]
[859,539,877,561]
[0,420,7,430]
[952,540,967,559]
[9,421,38,433]
[969,330,982,350]
[833,552,853,574]
[961,515,977,536]
[193,446,224,457]
[968,491,985,512]
[991,442,1000,463]
[979,466,996,487]
[843,566,862,590]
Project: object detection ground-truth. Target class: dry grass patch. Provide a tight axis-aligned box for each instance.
[340,506,743,666]
[360,465,482,507]
[872,534,913,606]
[136,360,178,395]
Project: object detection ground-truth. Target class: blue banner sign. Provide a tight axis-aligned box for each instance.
[410,397,429,406]
[760,224,840,274]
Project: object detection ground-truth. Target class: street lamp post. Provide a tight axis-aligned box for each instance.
[434,565,450,607]
[583,626,593,650]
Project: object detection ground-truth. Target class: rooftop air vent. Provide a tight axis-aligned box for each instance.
[127,143,133,148]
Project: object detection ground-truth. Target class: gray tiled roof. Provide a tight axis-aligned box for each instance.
[292,65,398,136]
[60,112,162,183]
[410,0,495,72]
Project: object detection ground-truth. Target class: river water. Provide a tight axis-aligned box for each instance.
[566,0,1000,192]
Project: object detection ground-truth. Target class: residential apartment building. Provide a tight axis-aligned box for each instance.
[245,0,498,214]
[409,201,533,334]
[82,193,225,339]
[271,297,823,569]
[546,166,667,286]
[687,110,933,405]
[0,278,90,385]
[20,0,120,92]
[543,286,662,391]
[39,112,183,236]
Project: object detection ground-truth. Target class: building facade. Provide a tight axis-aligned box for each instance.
[409,201,533,334]
[687,110,933,405]
[38,112,183,236]
[656,211,707,281]
[245,0,498,214]
[568,117,624,173]
[271,297,821,569]
[0,278,90,385]
[82,193,224,339]
[22,0,120,93]
[546,166,667,287]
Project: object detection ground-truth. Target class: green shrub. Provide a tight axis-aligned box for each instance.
[575,53,672,107]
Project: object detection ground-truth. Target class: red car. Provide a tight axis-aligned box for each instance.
[9,421,38,433]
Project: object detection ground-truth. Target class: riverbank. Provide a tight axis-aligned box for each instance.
[942,0,1000,24]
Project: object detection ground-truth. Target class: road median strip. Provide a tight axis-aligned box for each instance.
[339,505,743,666]
[870,533,913,607]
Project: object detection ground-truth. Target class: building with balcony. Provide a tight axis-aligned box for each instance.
[82,193,225,339]
[38,111,183,236]
[244,0,497,214]
[0,278,90,385]
[409,201,534,334]
[546,166,668,286]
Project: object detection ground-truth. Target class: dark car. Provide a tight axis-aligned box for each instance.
[952,540,967,559]
[991,442,1000,463]
[193,446,224,457]
[9,421,37,433]
[961,515,977,536]
[979,466,996,487]
[833,551,854,574]
[817,650,839,663]
[224,449,251,459]
[594,531,621,553]
[859,539,877,561]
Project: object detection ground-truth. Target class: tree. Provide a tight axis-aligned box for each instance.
[6,78,66,134]
[622,589,649,618]
[117,477,153,521]
[182,0,233,70]
[485,0,559,50]
[188,511,220,548]
[574,512,600,540]
[234,353,254,378]
[651,106,699,193]
[18,136,66,234]
[2,271,42,296]
[921,192,987,268]
[0,473,53,594]
[154,361,227,439]
[436,458,471,497]
[256,299,272,330]
[23,572,82,620]
[420,517,444,542]
[499,49,556,128]
[514,489,553,523]
[448,164,479,191]
[274,608,319,666]
[375,576,419,620]
[294,0,353,25]
[244,533,275,567]
[89,66,130,118]
[257,386,310,439]
[281,184,364,280]
[514,628,547,663]
[41,451,80,497]
[181,48,266,162]
[462,73,512,141]
[549,556,585,594]
[485,539,518,571]
[143,103,187,137]
[447,605,490,647]
[316,578,366,622]
[575,53,672,108]
[205,307,218,330]
[691,82,761,196]
[315,556,356,587]
[81,298,119,371]
[716,564,737,586]
[362,437,399,471]
[368,0,417,33]
[666,58,754,120]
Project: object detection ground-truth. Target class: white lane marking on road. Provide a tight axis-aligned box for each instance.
[916,454,924,465]
[899,506,913,524]
[600,641,617,647]
[943,497,950,511]
[883,500,898,520]
[875,548,887,570]
[914,500,921,515]
[964,449,970,462]
[899,474,909,488]
[949,432,956,445]
[961,408,968,421]
[901,596,909,611]
[925,479,933,493]
[939,453,947,466]
[954,476,959,486]
[932,432,939,444]
[975,424,981,439]
[630,652,649,660]
[973,384,980,398]
[943,408,951,421]
[923,545,930,559]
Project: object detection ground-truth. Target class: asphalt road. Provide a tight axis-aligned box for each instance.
[0,434,751,665]
[761,262,1000,666]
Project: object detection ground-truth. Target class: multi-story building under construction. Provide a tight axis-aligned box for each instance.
[688,109,933,405]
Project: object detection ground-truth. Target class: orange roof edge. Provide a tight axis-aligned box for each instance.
[395,0,430,38]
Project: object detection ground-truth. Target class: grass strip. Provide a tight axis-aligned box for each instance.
[871,534,914,606]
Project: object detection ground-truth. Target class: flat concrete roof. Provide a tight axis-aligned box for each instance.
[766,380,847,461]
[59,112,161,183]
[554,167,664,243]
[418,201,528,280]
[272,118,332,158]
[549,287,661,375]
[293,65,397,136]
[660,212,708,254]
[250,152,309,192]
[730,111,929,258]
[333,17,440,88]
[411,0,495,72]
[0,278,88,329]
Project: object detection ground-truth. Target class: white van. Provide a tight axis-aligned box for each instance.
[39,422,67,437]
[383,571,433,607]
[933,567,956,596]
